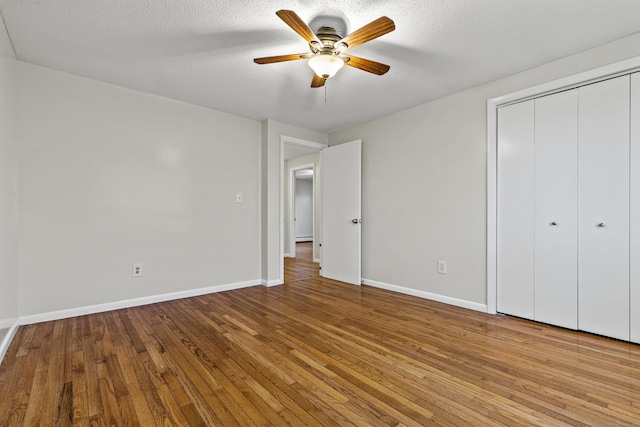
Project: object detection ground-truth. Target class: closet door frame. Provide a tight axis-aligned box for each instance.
[631,72,640,343]
[487,55,640,315]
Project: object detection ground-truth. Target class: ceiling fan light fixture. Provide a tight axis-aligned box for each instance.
[308,54,345,79]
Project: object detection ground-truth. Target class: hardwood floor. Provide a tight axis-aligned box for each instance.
[2,243,640,425]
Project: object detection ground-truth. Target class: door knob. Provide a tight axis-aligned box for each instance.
[352,218,359,224]
[597,223,605,228]
[550,222,558,226]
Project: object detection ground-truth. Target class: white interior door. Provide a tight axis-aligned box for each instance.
[578,75,630,341]
[534,90,578,329]
[497,100,535,319]
[321,140,361,285]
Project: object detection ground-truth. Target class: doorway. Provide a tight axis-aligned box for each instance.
[278,136,362,286]
[281,136,326,269]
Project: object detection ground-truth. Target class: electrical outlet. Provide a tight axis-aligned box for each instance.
[132,263,143,278]
[437,260,447,274]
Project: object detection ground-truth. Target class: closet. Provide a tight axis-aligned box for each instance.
[497,73,640,343]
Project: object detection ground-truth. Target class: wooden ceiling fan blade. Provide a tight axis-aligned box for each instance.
[336,16,395,50]
[276,10,321,44]
[311,73,326,88]
[343,55,390,75]
[253,53,309,64]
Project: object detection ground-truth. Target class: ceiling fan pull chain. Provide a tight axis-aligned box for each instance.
[324,83,327,104]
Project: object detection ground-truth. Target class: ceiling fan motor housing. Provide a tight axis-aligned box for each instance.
[312,26,345,54]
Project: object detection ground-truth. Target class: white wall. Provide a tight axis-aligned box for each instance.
[294,178,313,239]
[17,62,262,316]
[6,22,640,322]
[0,15,14,60]
[261,120,327,284]
[330,31,640,307]
[0,15,18,328]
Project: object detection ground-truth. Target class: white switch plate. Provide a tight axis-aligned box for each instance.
[236,192,243,204]
[437,260,447,274]
[132,263,143,278]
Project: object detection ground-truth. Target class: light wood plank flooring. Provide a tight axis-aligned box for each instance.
[1,242,640,425]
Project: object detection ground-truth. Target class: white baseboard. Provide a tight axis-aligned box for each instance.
[262,279,283,287]
[0,318,20,365]
[19,279,261,326]
[295,237,313,242]
[0,317,17,329]
[362,278,488,313]
[313,258,320,263]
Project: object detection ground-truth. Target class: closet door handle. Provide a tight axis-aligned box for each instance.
[550,222,558,226]
[597,222,605,228]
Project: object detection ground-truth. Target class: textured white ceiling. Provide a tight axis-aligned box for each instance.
[2,0,640,133]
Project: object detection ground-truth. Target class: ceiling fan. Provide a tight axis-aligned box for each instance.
[254,10,395,88]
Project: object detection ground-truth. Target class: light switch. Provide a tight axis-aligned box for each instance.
[437,260,447,274]
[236,192,244,204]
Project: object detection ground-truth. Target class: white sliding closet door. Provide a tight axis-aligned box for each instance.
[578,76,630,341]
[497,100,535,319]
[534,90,578,329]
[631,72,640,344]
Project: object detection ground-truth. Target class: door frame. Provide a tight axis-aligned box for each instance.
[486,56,640,314]
[289,163,315,259]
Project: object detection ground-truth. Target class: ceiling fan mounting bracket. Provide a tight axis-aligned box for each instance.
[316,27,342,46]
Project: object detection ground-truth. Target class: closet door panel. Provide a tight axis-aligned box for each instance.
[631,72,640,344]
[534,90,578,329]
[497,100,535,319]
[578,76,630,341]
